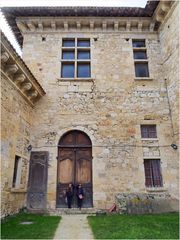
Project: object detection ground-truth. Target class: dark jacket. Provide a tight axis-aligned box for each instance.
[66,188,73,199]
[76,187,84,198]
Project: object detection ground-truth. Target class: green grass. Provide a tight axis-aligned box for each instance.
[88,213,179,239]
[1,213,61,239]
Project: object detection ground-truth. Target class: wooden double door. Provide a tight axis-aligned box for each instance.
[56,131,93,208]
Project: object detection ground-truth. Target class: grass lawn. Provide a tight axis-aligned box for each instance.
[88,213,179,239]
[1,213,61,239]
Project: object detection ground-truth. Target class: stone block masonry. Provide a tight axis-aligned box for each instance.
[116,193,179,214]
[1,1,179,214]
[22,14,178,209]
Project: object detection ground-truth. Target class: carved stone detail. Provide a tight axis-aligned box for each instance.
[149,22,155,32]
[64,21,68,30]
[38,22,43,31]
[76,21,81,30]
[102,21,107,31]
[29,90,38,99]
[126,21,131,31]
[16,17,159,33]
[90,21,94,30]
[6,64,18,75]
[17,22,27,32]
[114,21,119,31]
[51,21,56,30]
[1,51,10,63]
[14,73,26,83]
[22,82,32,91]
[27,22,36,31]
[138,22,143,31]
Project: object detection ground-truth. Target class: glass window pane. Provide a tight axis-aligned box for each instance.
[134,51,147,59]
[77,63,90,78]
[62,39,75,47]
[135,63,149,77]
[77,51,90,59]
[77,39,90,47]
[62,51,75,59]
[132,39,145,48]
[61,63,74,78]
[141,125,157,138]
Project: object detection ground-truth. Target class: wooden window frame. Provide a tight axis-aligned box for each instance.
[61,38,91,79]
[144,159,163,187]
[132,39,150,78]
[141,125,157,139]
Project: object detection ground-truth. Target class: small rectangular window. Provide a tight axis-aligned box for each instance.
[133,50,147,59]
[12,155,22,188]
[77,39,90,47]
[77,50,90,59]
[144,159,163,187]
[141,125,157,138]
[132,39,146,48]
[62,50,75,60]
[61,63,74,78]
[77,63,90,78]
[135,62,149,77]
[62,39,75,47]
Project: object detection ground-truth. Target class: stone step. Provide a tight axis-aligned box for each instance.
[27,207,98,215]
[48,208,97,215]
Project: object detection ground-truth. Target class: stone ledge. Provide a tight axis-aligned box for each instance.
[145,187,168,193]
[134,77,153,81]
[57,78,94,82]
[10,188,27,193]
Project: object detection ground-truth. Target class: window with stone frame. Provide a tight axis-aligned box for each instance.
[132,39,149,78]
[12,155,22,188]
[61,38,91,78]
[144,159,163,187]
[141,125,157,138]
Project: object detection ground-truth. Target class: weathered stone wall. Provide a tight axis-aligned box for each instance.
[1,76,32,217]
[21,8,179,209]
[159,2,179,144]
[116,192,179,214]
[158,1,179,198]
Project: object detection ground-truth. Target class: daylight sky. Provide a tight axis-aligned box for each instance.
[0,0,147,55]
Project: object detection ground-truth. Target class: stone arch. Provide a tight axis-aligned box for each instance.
[56,128,93,208]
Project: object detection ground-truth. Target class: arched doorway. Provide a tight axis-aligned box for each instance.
[56,130,93,208]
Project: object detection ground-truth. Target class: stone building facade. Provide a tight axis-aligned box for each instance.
[1,0,179,216]
[1,32,45,217]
